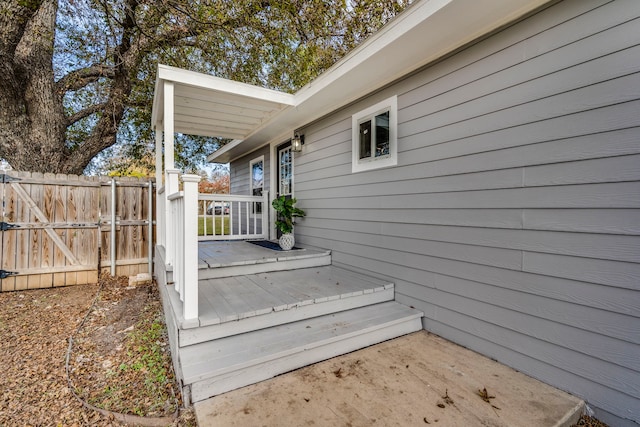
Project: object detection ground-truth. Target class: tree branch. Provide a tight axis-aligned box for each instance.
[66,103,107,126]
[56,65,116,93]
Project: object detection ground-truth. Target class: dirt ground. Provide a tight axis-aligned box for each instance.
[0,276,195,426]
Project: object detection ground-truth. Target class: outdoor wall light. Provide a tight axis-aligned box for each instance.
[291,133,305,152]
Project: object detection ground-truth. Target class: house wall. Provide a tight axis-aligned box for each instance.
[293,0,640,425]
[230,145,271,196]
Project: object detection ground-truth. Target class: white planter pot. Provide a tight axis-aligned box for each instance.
[279,233,295,250]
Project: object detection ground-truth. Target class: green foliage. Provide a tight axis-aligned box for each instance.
[2,0,410,174]
[94,307,177,414]
[66,0,411,173]
[272,195,305,234]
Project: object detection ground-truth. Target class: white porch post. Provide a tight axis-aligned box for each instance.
[181,174,201,323]
[155,126,164,247]
[165,169,180,269]
[163,81,175,170]
[163,80,175,264]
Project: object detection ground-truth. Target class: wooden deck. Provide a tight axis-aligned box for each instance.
[165,264,397,346]
[196,240,331,279]
[156,240,423,404]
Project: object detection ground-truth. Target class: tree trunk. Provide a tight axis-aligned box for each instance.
[0,0,125,175]
[0,0,71,173]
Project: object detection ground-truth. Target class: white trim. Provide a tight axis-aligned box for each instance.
[351,95,398,173]
[269,140,278,240]
[293,0,451,107]
[206,139,243,163]
[158,64,296,106]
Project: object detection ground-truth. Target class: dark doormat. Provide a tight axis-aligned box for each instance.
[247,240,303,251]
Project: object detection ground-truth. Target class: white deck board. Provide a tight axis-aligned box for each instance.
[199,280,240,323]
[294,268,367,298]
[233,275,289,311]
[213,276,260,318]
[181,301,423,384]
[197,240,329,268]
[197,288,222,326]
[186,265,395,330]
[179,288,395,346]
[247,273,318,308]
[243,274,312,309]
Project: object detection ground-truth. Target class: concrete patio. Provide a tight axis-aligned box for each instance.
[194,331,585,427]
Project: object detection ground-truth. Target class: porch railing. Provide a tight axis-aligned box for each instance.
[198,192,269,241]
[160,170,271,323]
[166,171,200,323]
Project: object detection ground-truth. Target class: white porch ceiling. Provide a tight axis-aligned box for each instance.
[152,66,295,141]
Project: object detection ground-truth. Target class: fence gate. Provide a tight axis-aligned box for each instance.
[0,172,100,291]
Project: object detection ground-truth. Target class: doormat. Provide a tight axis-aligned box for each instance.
[247,240,303,251]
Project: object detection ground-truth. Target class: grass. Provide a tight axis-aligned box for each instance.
[88,304,178,416]
[198,216,230,236]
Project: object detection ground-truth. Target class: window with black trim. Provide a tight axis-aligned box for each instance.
[352,95,397,173]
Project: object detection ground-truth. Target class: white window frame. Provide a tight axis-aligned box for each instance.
[352,95,398,173]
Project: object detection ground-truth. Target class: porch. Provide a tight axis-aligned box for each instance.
[155,233,422,404]
[151,74,422,405]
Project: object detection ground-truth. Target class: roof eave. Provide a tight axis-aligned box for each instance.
[201,0,555,164]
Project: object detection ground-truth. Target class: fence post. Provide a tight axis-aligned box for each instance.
[165,169,179,267]
[148,179,154,275]
[181,174,201,324]
[110,178,117,276]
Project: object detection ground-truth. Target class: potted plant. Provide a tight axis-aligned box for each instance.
[272,195,305,250]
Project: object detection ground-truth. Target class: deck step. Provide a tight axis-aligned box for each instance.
[180,301,423,403]
[171,266,396,346]
[197,247,332,280]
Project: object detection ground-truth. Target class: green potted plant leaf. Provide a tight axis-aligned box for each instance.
[272,195,305,250]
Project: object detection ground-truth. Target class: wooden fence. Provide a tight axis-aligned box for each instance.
[0,171,155,291]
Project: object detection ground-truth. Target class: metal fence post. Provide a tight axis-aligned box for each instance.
[148,179,154,275]
[110,178,116,276]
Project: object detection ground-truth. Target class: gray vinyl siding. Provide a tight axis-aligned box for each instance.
[293,0,640,425]
[230,145,270,196]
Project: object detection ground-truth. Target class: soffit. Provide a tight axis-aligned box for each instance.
[152,65,295,141]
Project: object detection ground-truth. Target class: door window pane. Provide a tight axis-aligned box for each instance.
[279,146,292,196]
[250,158,264,213]
[251,160,263,196]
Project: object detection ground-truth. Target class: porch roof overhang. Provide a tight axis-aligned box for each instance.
[151,0,552,164]
[151,66,295,141]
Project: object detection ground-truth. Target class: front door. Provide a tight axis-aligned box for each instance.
[276,140,293,237]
